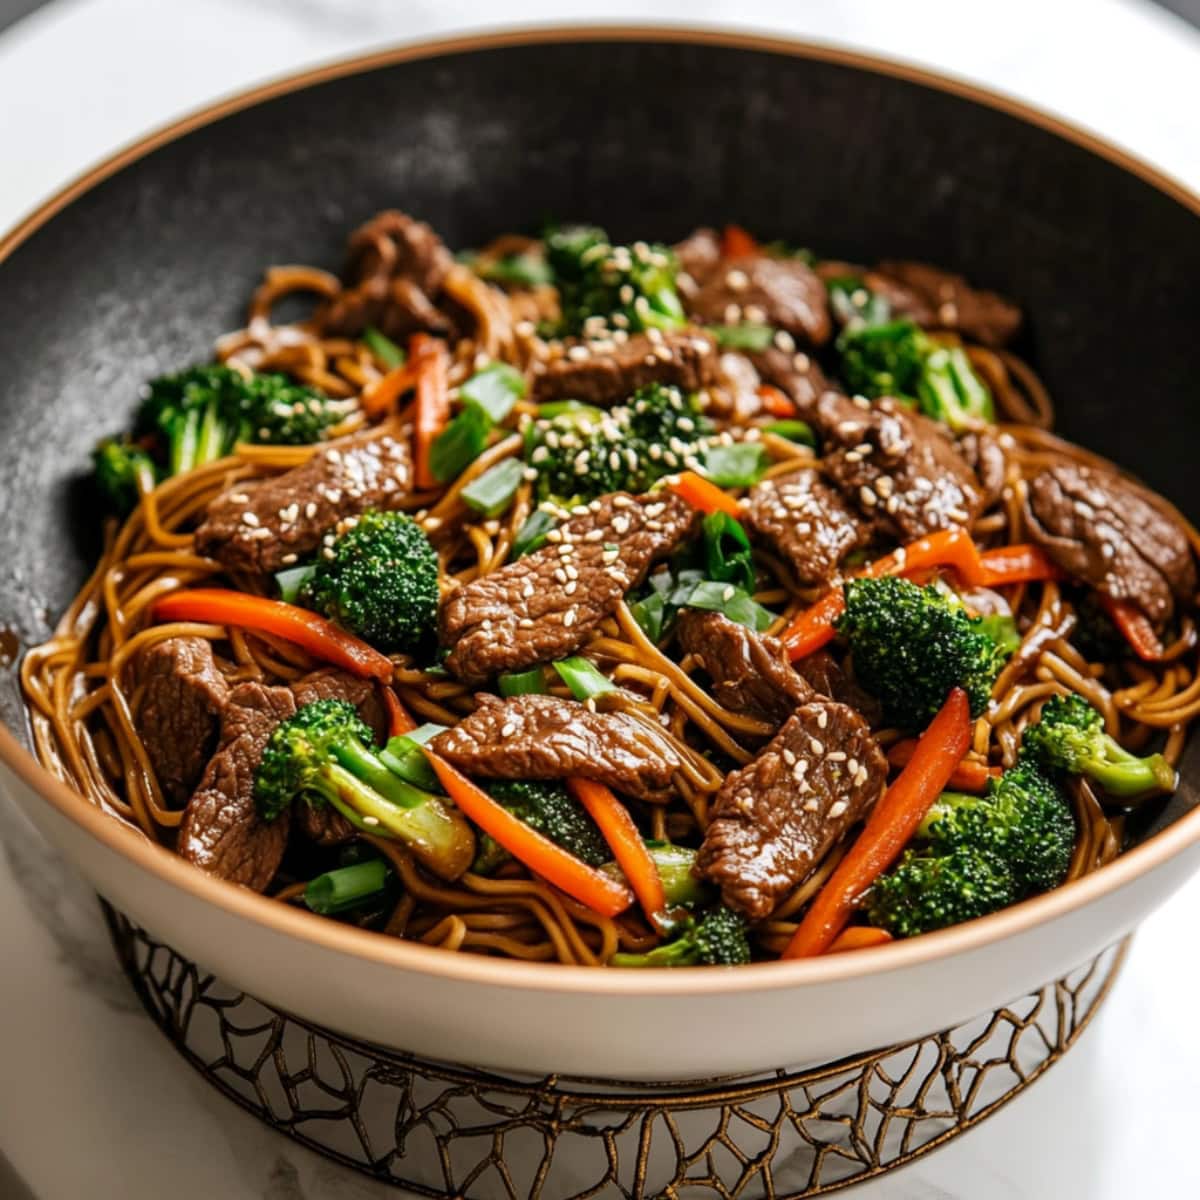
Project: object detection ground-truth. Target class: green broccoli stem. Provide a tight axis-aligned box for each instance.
[610,940,696,968]
[1083,743,1176,798]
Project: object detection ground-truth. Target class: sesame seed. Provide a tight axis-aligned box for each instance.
[828,800,848,819]
[563,609,577,628]
[281,553,298,564]
[322,547,336,560]
[827,751,847,762]
[860,485,878,508]
[602,548,620,564]
[500,722,516,738]
[817,709,828,730]
[803,798,820,811]
[773,330,796,353]
[809,737,825,755]
[847,758,859,776]
[567,345,590,362]
[782,748,797,765]
[523,467,539,482]
[518,617,534,629]
[722,585,735,601]
[854,766,870,786]
[241,511,260,526]
[557,543,574,557]
[362,815,380,827]
[565,581,578,595]
[792,760,809,781]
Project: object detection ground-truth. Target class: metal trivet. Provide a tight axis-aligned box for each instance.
[103,904,1126,1199]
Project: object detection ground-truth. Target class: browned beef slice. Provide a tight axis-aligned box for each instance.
[959,430,1008,507]
[677,610,813,727]
[137,637,229,804]
[529,331,719,406]
[318,209,454,338]
[742,466,871,585]
[746,345,833,416]
[1024,462,1197,624]
[792,650,884,727]
[816,394,984,540]
[178,669,387,884]
[685,255,832,347]
[194,429,412,574]
[696,702,887,919]
[178,681,296,890]
[431,694,683,802]
[875,260,1022,347]
[674,227,722,285]
[441,492,698,685]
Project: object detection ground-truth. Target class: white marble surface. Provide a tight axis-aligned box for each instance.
[3,1,1200,1196]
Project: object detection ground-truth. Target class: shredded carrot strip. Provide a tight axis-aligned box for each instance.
[887,739,997,792]
[667,471,742,518]
[411,333,449,491]
[784,688,971,958]
[1101,595,1167,662]
[380,686,417,736]
[827,926,894,954]
[720,224,758,257]
[757,384,796,418]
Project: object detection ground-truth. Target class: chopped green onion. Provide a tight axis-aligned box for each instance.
[474,251,553,288]
[535,400,605,422]
[303,859,393,916]
[701,441,768,488]
[553,656,616,701]
[430,405,490,482]
[275,563,316,604]
[499,666,547,697]
[461,362,527,425]
[378,723,448,791]
[706,323,776,352]
[512,509,557,558]
[702,511,756,593]
[461,458,525,518]
[680,580,774,632]
[629,590,668,642]
[362,327,406,369]
[762,419,815,446]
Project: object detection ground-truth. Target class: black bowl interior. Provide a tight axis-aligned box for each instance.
[2,34,1198,843]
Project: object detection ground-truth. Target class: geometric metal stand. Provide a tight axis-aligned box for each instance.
[104,904,1125,1199]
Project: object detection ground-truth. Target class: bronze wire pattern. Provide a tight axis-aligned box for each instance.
[102,903,1127,1199]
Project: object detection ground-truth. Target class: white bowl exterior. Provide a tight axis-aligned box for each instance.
[6,758,1198,1081]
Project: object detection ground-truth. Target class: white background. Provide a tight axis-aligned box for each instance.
[2,2,1200,1197]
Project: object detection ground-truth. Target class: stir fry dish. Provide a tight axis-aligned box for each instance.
[21,214,1199,966]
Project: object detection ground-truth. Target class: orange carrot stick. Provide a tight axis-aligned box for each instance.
[380,686,417,736]
[568,778,666,926]
[361,361,417,419]
[1100,595,1167,662]
[887,739,998,792]
[757,384,797,418]
[976,544,1064,588]
[425,755,634,918]
[721,224,758,257]
[826,926,894,954]
[783,528,1062,661]
[411,333,450,491]
[784,688,971,958]
[153,588,393,681]
[667,470,742,518]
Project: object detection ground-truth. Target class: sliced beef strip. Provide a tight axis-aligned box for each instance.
[178,680,296,890]
[1024,462,1197,625]
[696,702,887,920]
[137,637,230,805]
[875,260,1022,348]
[792,650,884,727]
[677,610,813,727]
[431,694,684,802]
[742,465,872,586]
[673,227,722,288]
[816,394,985,540]
[441,491,698,685]
[194,428,412,575]
[684,255,832,347]
[959,430,1008,508]
[318,209,454,338]
[178,669,387,885]
[529,330,719,406]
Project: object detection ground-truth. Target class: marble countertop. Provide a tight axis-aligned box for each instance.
[3,2,1200,1196]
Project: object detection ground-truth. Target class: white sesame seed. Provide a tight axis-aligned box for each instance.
[803,797,820,811]
[782,749,797,766]
[827,751,847,763]
[773,330,796,353]
[500,722,516,738]
[817,709,828,730]
[241,511,260,527]
[860,485,878,508]
[565,580,578,595]
[362,815,380,826]
[828,800,848,819]
[563,609,577,628]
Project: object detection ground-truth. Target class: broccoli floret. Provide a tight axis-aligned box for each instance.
[610,905,751,967]
[254,699,474,879]
[836,575,1009,729]
[868,845,1019,938]
[923,761,1076,892]
[826,275,892,330]
[837,319,993,431]
[869,760,1074,938]
[471,779,608,874]
[92,437,158,514]
[298,511,438,654]
[525,382,712,504]
[137,364,350,476]
[1021,692,1176,798]
[546,225,686,336]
